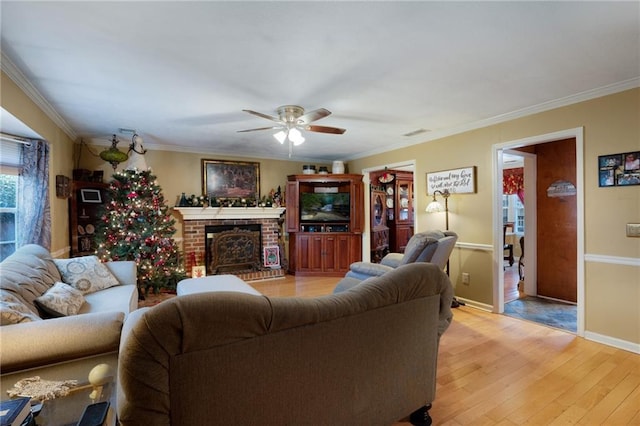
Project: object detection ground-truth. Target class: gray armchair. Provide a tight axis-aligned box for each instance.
[344,230,458,282]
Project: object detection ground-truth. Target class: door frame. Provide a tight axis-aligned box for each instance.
[362,160,417,262]
[492,127,584,336]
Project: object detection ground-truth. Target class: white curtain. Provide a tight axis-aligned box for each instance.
[18,140,51,249]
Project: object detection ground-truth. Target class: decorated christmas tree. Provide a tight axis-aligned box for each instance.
[95,168,186,295]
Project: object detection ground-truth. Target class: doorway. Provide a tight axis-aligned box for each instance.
[493,128,584,336]
[361,161,416,263]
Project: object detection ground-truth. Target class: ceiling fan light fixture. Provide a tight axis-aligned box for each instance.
[273,130,287,144]
[288,128,305,145]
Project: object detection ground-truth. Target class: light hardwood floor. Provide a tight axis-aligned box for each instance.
[252,274,640,425]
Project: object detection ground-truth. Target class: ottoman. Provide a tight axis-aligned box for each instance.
[177,275,262,296]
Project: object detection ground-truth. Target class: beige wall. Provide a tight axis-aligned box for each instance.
[349,88,640,346]
[3,67,638,348]
[76,146,329,247]
[1,71,75,256]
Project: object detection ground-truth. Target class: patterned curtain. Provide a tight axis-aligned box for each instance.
[503,167,524,204]
[18,140,51,249]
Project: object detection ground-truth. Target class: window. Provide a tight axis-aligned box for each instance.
[0,137,22,261]
[0,174,17,260]
[502,194,525,233]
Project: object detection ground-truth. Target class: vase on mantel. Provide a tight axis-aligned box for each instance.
[178,192,189,207]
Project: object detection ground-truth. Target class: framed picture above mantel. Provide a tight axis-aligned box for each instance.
[202,159,260,201]
[426,166,477,194]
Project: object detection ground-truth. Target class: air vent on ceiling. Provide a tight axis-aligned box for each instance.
[403,128,430,137]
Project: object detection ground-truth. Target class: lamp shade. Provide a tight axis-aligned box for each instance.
[288,128,305,145]
[273,130,287,144]
[426,200,444,213]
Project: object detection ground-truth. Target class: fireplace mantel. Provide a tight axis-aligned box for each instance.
[174,206,286,221]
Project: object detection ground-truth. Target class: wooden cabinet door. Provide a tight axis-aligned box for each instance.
[295,234,324,273]
[351,180,365,232]
[396,179,413,224]
[337,234,360,271]
[395,224,414,253]
[285,180,299,233]
[322,235,338,272]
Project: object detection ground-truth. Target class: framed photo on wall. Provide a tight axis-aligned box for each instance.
[598,151,640,187]
[202,159,260,200]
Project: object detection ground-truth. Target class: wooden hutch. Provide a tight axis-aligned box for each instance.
[286,174,364,276]
[370,170,414,254]
[69,180,109,257]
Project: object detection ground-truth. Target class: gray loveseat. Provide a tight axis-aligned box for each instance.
[117,262,453,425]
[0,244,138,394]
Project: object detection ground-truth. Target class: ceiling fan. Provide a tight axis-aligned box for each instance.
[238,105,346,156]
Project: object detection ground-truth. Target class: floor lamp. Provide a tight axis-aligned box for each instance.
[426,189,464,307]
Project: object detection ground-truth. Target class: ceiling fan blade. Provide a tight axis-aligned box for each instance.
[297,108,331,125]
[237,126,281,133]
[305,125,346,135]
[242,109,281,123]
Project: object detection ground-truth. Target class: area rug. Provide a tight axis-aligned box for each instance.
[504,296,576,332]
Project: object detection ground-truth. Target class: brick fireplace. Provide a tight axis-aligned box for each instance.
[175,207,286,281]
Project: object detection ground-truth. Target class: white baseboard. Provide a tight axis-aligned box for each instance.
[455,297,493,312]
[584,331,640,354]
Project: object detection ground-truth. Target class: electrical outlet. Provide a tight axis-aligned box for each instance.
[462,272,470,285]
[627,223,640,237]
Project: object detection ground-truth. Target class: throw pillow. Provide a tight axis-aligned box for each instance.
[53,256,120,295]
[34,282,85,318]
[0,292,42,325]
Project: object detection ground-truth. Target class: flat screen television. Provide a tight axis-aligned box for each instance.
[300,192,350,222]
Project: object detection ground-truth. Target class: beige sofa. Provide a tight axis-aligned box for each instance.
[117,262,453,425]
[0,244,138,394]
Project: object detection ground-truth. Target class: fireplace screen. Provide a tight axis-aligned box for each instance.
[205,225,262,274]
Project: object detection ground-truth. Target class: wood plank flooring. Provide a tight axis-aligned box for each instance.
[253,274,640,425]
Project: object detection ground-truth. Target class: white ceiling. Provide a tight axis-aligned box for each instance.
[1,1,638,163]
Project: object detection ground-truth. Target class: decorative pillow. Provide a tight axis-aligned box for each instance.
[0,292,42,325]
[53,256,120,295]
[34,282,85,318]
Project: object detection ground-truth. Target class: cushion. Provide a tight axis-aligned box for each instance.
[400,233,432,265]
[0,291,42,325]
[347,262,392,277]
[34,282,85,318]
[53,256,120,295]
[0,244,62,312]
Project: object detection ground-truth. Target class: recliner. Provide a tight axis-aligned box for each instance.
[345,230,458,282]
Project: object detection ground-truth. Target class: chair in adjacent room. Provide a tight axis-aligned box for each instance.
[503,222,514,266]
[518,236,525,281]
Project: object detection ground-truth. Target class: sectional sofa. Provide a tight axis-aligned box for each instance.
[0,244,137,395]
[117,262,453,425]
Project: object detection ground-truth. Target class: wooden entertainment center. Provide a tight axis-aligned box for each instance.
[286,174,364,276]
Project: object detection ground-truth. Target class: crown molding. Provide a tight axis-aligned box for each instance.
[1,52,77,141]
[348,77,640,161]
